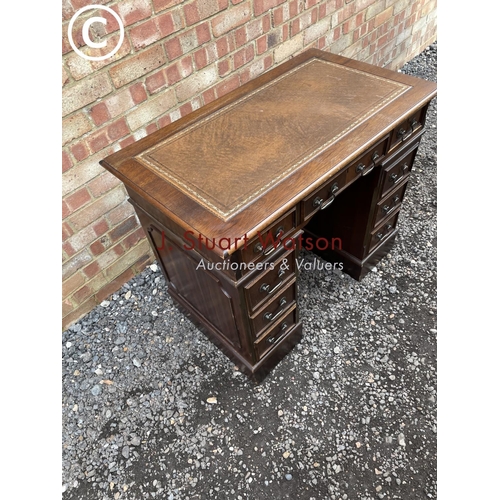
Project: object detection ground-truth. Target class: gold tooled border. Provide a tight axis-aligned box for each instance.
[137,58,410,220]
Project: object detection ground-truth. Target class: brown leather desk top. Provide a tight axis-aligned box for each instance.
[101,48,436,258]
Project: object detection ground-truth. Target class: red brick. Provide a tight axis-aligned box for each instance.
[196,22,212,44]
[62,73,112,117]
[216,75,240,97]
[129,19,161,50]
[264,54,273,70]
[194,48,208,69]
[71,142,90,162]
[109,216,138,242]
[121,227,145,251]
[62,222,73,242]
[88,171,121,197]
[375,6,393,27]
[93,219,109,237]
[305,0,319,7]
[184,2,200,25]
[83,262,101,279]
[212,2,251,37]
[62,272,85,300]
[63,240,77,259]
[130,83,147,104]
[159,11,183,36]
[216,36,232,57]
[88,131,110,154]
[65,187,92,213]
[289,0,299,17]
[62,151,73,173]
[107,118,129,141]
[90,102,109,127]
[101,0,152,32]
[104,88,135,118]
[158,114,172,128]
[165,37,183,60]
[73,284,94,304]
[180,102,193,117]
[256,35,267,54]
[233,45,254,69]
[146,69,167,94]
[146,123,158,135]
[119,136,135,149]
[166,64,181,85]
[109,45,166,88]
[254,0,285,17]
[235,26,247,47]
[311,7,318,23]
[62,112,92,145]
[153,0,184,12]
[63,200,70,220]
[218,58,231,76]
[90,239,106,256]
[202,87,217,104]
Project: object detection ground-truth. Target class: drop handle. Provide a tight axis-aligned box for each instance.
[267,322,289,343]
[382,196,400,214]
[260,269,286,295]
[263,297,287,322]
[261,226,285,256]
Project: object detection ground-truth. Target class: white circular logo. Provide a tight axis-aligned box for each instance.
[68,5,124,61]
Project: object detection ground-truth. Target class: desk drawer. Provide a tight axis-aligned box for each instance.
[250,279,296,338]
[387,108,425,154]
[380,142,419,198]
[345,135,388,183]
[303,171,347,220]
[239,209,296,266]
[254,307,296,360]
[244,249,295,313]
[368,210,400,252]
[373,181,408,227]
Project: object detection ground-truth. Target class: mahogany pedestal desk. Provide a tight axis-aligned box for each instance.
[100,49,437,382]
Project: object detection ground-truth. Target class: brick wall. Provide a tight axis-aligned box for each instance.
[62,0,437,329]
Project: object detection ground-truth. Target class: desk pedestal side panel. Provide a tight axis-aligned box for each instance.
[304,129,427,280]
[134,202,302,382]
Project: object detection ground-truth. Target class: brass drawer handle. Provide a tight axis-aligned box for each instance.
[361,163,375,176]
[267,322,289,343]
[382,195,400,215]
[320,196,335,210]
[263,297,287,322]
[313,196,323,208]
[390,172,403,184]
[376,232,384,240]
[260,269,286,294]
[372,151,380,164]
[314,195,335,211]
[356,163,366,174]
[258,226,285,256]
[330,182,339,194]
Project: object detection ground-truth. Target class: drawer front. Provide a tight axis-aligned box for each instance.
[387,108,425,153]
[373,181,408,227]
[244,249,296,313]
[380,142,419,197]
[303,171,347,220]
[250,279,296,338]
[254,307,296,360]
[368,211,400,252]
[239,209,296,266]
[345,135,389,183]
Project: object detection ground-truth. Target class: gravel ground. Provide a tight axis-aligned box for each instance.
[62,42,437,500]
